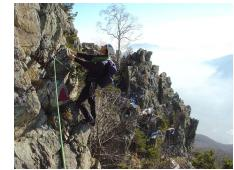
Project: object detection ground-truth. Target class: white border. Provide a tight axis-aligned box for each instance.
[0,0,232,169]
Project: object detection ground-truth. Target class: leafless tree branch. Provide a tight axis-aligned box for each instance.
[97,4,142,64]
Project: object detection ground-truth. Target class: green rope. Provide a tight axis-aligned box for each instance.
[53,57,67,169]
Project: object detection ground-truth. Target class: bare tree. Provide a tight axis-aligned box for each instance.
[97,4,142,63]
[88,86,138,168]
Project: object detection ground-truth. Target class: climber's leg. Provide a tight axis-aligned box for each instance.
[76,81,94,122]
[88,82,97,120]
[88,96,96,120]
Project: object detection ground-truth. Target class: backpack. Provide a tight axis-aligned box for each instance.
[98,59,117,88]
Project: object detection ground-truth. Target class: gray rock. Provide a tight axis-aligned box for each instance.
[14,89,41,126]
[14,59,41,134]
[15,123,98,169]
[119,48,199,159]
[14,59,31,90]
[14,129,60,169]
[185,118,199,150]
[145,51,152,61]
[151,65,159,75]
[14,3,41,54]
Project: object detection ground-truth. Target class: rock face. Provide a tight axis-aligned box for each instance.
[119,48,199,157]
[14,3,98,169]
[14,4,41,54]
[14,3,199,169]
[14,124,99,169]
[14,3,78,136]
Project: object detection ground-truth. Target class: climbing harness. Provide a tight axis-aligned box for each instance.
[53,56,67,169]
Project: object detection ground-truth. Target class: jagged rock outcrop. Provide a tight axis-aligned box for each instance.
[119,48,199,158]
[81,42,100,54]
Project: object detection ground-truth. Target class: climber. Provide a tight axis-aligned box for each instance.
[69,44,117,126]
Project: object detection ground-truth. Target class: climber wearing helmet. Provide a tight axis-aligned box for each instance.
[69,44,116,126]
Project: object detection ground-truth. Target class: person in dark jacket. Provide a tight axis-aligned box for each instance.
[70,44,115,126]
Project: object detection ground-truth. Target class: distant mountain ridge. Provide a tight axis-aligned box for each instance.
[206,54,233,79]
[193,134,233,160]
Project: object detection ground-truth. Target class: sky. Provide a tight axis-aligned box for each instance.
[73,3,233,144]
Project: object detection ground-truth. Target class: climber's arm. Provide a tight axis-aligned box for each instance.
[67,52,92,69]
[74,58,94,70]
[76,52,108,62]
[68,52,107,70]
[76,52,93,61]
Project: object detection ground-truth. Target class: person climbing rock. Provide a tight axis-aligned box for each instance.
[69,44,117,126]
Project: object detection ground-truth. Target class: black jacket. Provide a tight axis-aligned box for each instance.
[75,53,106,82]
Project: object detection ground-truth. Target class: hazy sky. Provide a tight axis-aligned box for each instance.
[73,3,233,144]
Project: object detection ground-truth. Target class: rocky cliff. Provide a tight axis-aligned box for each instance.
[14,3,198,169]
[14,4,98,169]
[118,49,199,156]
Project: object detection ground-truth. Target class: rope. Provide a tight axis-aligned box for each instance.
[53,57,67,169]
